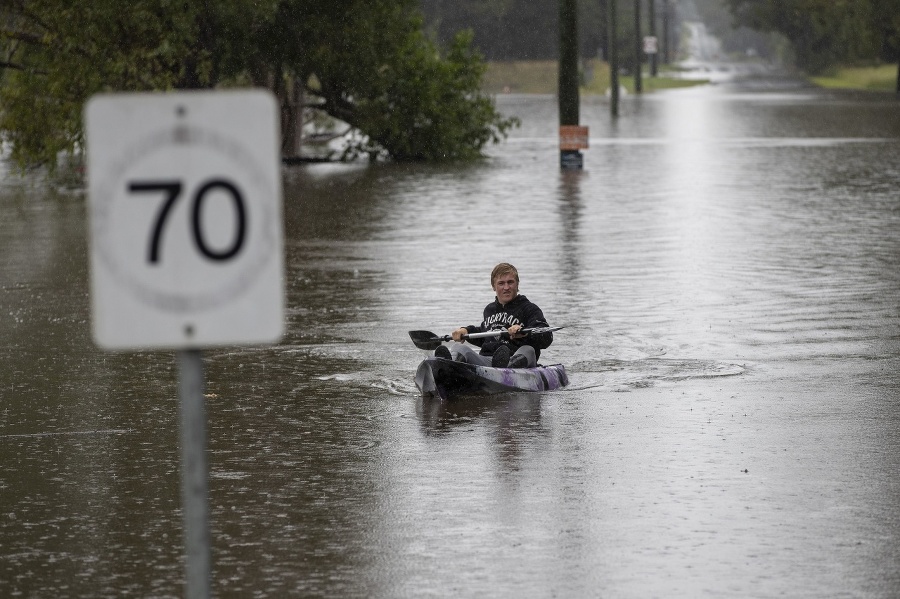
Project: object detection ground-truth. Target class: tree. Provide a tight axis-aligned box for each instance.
[0,0,273,166]
[259,1,517,160]
[726,0,900,83]
[0,0,517,168]
[869,0,900,92]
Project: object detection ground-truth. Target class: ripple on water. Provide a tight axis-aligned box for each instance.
[571,357,746,390]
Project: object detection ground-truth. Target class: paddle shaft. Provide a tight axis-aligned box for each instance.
[451,330,513,342]
[408,326,562,350]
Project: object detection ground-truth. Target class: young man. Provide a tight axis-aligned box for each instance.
[434,263,553,368]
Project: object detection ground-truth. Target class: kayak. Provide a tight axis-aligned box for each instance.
[415,357,569,401]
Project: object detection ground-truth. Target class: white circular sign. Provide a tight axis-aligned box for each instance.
[91,125,277,313]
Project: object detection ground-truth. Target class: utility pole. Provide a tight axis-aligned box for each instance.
[559,0,579,130]
[559,0,587,168]
[609,0,619,117]
[649,0,658,76]
[598,0,609,61]
[633,0,642,93]
[662,0,670,65]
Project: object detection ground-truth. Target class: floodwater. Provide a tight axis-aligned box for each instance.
[2,71,900,597]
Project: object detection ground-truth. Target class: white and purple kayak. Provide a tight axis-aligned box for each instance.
[415,357,569,401]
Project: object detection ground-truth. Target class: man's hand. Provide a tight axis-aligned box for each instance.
[451,328,468,342]
[508,324,525,339]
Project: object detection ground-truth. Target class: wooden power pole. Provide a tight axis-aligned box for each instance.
[559,0,587,168]
[609,0,619,117]
[634,0,642,93]
[649,0,658,76]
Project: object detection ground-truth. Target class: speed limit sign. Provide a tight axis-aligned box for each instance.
[85,90,284,349]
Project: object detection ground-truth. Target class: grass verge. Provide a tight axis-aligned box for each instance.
[482,59,708,95]
[810,64,898,92]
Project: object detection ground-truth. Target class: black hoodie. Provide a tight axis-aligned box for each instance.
[464,294,553,360]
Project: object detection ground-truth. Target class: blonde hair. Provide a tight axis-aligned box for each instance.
[491,263,519,286]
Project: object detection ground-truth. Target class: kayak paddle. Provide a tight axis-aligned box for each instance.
[408,326,562,351]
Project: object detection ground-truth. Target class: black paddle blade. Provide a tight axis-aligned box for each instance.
[408,330,447,351]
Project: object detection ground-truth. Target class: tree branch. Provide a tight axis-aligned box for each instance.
[312,83,358,126]
[0,60,32,72]
[1,28,45,46]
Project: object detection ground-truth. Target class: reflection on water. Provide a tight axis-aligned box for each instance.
[2,78,900,597]
[556,170,584,280]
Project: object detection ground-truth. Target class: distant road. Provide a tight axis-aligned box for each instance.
[676,20,789,83]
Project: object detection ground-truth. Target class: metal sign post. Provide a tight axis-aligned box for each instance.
[85,90,284,598]
[178,349,210,599]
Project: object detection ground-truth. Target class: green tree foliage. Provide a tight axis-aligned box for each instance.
[0,0,516,167]
[726,0,900,74]
[341,29,516,161]
[0,0,268,165]
[870,0,900,64]
[258,1,517,160]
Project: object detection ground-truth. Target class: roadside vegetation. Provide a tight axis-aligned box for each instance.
[718,0,900,92]
[0,0,518,170]
[809,64,899,92]
[3,1,897,173]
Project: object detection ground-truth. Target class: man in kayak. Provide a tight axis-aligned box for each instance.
[434,262,553,368]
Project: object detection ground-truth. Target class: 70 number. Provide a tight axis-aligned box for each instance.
[128,179,247,264]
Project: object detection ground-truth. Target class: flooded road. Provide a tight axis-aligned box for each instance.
[2,74,900,597]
